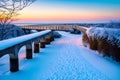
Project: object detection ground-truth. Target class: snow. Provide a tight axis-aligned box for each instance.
[30,30,38,33]
[0,31,120,80]
[0,30,51,51]
[86,27,120,47]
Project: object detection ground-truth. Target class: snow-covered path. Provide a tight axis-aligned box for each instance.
[0,31,120,80]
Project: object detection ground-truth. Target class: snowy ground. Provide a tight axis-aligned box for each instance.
[0,31,120,80]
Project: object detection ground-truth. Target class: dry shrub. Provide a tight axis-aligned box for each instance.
[97,40,103,54]
[113,46,120,61]
[109,42,120,61]
[86,27,120,62]
[97,38,110,56]
[82,33,89,47]
[89,37,98,50]
[94,37,120,61]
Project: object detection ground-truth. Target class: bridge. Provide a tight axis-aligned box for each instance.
[18,24,87,34]
[0,25,88,72]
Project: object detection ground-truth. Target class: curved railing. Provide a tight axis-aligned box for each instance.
[0,30,54,72]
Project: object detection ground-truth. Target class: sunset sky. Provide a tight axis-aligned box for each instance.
[15,0,120,23]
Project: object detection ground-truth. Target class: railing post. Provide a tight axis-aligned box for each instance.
[40,37,46,48]
[26,42,32,59]
[50,31,54,41]
[10,56,19,72]
[34,39,40,53]
[9,46,19,72]
[45,35,51,45]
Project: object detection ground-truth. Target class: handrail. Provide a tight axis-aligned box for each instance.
[0,30,53,72]
[0,30,51,51]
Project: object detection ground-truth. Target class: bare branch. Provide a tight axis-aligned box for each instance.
[0,0,36,40]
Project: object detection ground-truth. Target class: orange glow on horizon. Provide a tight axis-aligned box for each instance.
[16,14,120,22]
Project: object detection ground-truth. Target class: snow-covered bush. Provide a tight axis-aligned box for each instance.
[87,27,120,48]
[84,27,120,61]
[70,28,81,34]
[82,33,89,47]
[0,24,25,40]
[53,31,61,38]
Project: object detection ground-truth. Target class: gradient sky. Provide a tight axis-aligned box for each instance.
[15,0,120,23]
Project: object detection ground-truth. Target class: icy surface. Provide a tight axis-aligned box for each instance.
[0,30,51,51]
[0,31,120,80]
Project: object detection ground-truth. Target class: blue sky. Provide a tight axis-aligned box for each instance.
[38,0,120,5]
[16,0,120,23]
